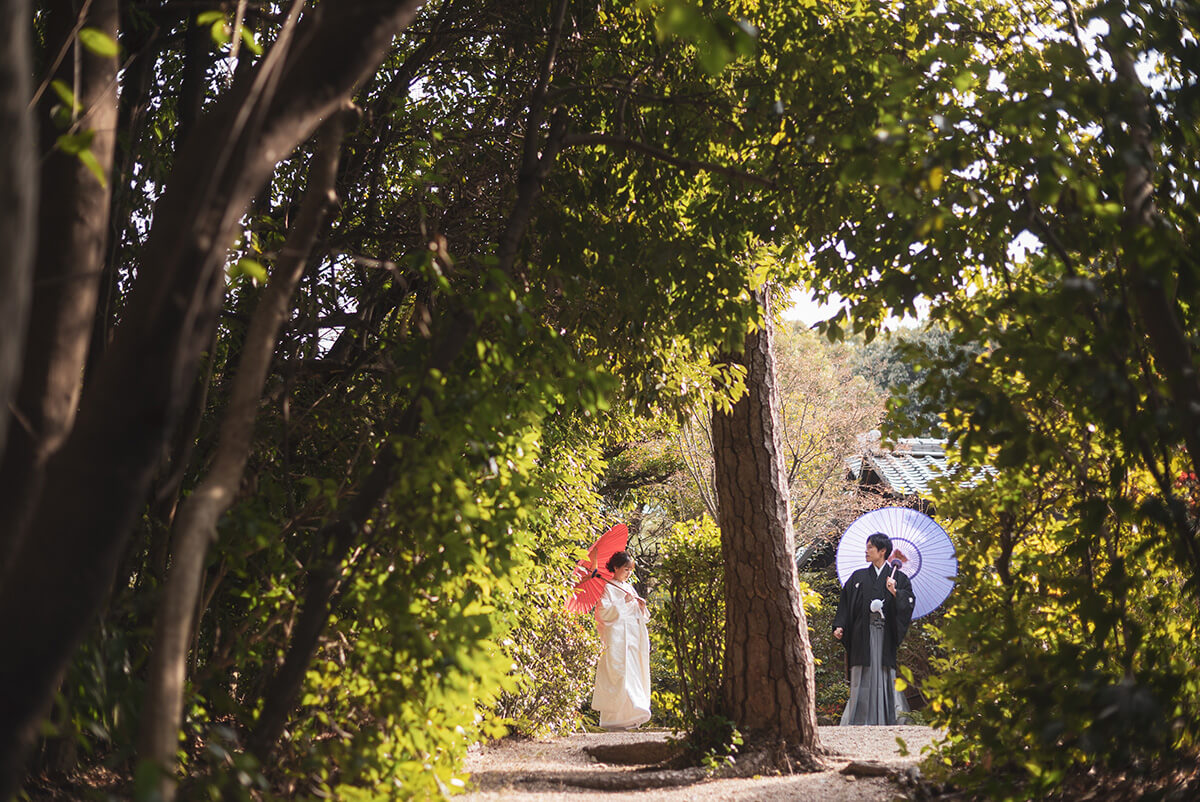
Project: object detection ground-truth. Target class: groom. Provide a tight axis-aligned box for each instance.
[832,532,915,725]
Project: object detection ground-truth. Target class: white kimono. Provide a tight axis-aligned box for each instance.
[591,580,651,730]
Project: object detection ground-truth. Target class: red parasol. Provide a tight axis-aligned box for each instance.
[565,523,628,613]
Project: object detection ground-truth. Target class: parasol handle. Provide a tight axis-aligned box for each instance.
[592,570,645,603]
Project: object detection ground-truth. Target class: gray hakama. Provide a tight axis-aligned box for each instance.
[839,612,909,725]
[832,562,915,726]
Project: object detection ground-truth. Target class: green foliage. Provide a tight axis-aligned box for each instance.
[186,406,549,797]
[34,0,1200,798]
[493,598,601,738]
[186,725,268,802]
[848,324,981,439]
[49,621,142,763]
[78,27,118,57]
[677,714,743,771]
[651,517,827,730]
[784,0,1200,792]
[642,0,759,76]
[774,323,886,542]
[227,257,268,285]
[649,517,725,728]
[490,416,611,739]
[801,570,851,724]
[922,454,1200,797]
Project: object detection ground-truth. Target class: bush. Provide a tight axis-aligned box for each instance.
[802,569,850,725]
[492,589,601,738]
[922,464,1200,799]
[650,517,725,729]
[652,517,828,730]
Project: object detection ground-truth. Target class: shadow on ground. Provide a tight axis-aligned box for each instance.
[469,736,708,792]
[464,726,940,799]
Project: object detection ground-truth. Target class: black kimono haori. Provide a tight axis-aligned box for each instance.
[832,563,915,670]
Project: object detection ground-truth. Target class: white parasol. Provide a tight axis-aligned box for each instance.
[835,506,957,619]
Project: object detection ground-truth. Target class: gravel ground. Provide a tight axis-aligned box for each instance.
[462,725,941,801]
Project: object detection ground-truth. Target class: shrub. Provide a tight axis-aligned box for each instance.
[650,517,725,729]
[492,589,601,738]
[652,517,827,730]
[922,463,1200,799]
[802,569,850,724]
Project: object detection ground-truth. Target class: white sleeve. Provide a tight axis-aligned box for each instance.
[595,583,624,624]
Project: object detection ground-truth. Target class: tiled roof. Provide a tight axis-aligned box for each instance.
[846,438,996,497]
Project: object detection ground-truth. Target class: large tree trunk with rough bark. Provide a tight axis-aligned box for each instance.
[0,4,427,797]
[0,0,36,463]
[711,289,821,767]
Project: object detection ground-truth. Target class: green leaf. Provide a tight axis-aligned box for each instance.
[927,165,944,191]
[78,27,119,58]
[78,148,108,188]
[239,26,263,56]
[646,0,757,75]
[697,41,736,76]
[200,12,232,47]
[51,105,73,129]
[50,79,79,111]
[230,257,269,284]
[55,130,95,155]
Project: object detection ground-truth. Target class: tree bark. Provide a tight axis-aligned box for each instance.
[0,0,36,464]
[0,3,427,797]
[712,289,821,764]
[0,0,120,578]
[137,104,358,799]
[88,10,161,385]
[176,10,213,150]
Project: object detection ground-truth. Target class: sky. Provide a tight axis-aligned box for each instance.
[780,287,841,326]
[781,287,928,331]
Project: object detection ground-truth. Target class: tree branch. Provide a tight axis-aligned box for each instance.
[136,103,360,801]
[247,0,574,758]
[0,0,36,465]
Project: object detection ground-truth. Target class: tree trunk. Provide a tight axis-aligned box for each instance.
[0,4,427,797]
[177,10,214,150]
[711,289,821,765]
[0,0,120,577]
[87,12,161,385]
[138,105,358,801]
[0,0,36,463]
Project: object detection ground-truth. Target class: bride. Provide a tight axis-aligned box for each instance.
[590,551,651,730]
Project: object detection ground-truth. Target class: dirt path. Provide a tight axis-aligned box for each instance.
[463,725,939,801]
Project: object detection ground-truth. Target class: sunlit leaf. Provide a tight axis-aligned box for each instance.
[78,27,119,58]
